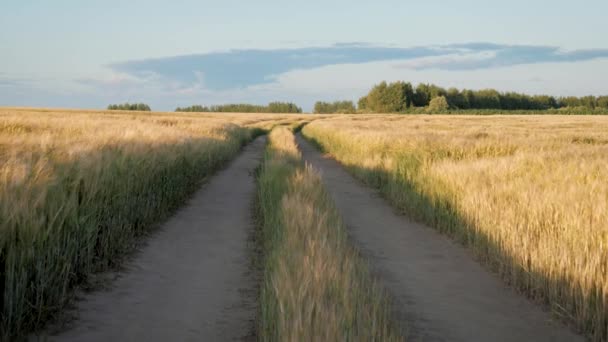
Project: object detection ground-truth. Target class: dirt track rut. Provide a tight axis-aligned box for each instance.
[42,137,266,342]
[296,134,582,342]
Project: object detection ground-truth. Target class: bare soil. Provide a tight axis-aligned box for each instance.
[296,134,583,342]
[37,137,266,342]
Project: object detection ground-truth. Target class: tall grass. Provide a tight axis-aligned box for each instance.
[303,115,608,341]
[0,109,282,339]
[256,127,402,341]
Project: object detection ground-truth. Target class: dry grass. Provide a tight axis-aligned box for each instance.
[0,108,308,339]
[303,115,608,341]
[257,127,402,341]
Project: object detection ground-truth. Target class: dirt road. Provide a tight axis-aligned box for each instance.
[296,134,582,342]
[42,137,266,342]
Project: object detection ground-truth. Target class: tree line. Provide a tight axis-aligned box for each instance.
[313,101,356,114]
[315,81,608,114]
[175,102,302,113]
[359,81,608,112]
[107,103,151,111]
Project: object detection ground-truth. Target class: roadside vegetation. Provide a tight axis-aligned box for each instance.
[0,108,288,339]
[175,102,302,113]
[256,127,402,341]
[303,115,608,341]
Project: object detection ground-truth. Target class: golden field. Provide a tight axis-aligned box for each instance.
[2,108,606,340]
[256,127,401,341]
[0,108,307,338]
[302,115,608,340]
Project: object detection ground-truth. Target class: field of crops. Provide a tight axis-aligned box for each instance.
[303,115,608,340]
[1,108,605,341]
[0,108,311,338]
[256,127,401,340]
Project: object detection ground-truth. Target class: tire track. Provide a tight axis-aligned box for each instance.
[296,134,582,342]
[40,137,266,342]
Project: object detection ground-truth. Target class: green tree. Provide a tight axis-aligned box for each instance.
[364,81,412,113]
[336,101,357,113]
[357,81,608,111]
[473,89,501,109]
[446,88,469,109]
[267,102,302,113]
[596,96,608,109]
[314,101,330,114]
[412,83,431,107]
[428,84,447,99]
[314,101,356,114]
[580,96,597,109]
[358,96,368,111]
[531,95,558,110]
[427,96,450,112]
[559,96,581,107]
[176,105,208,112]
[463,90,476,109]
[175,102,301,113]
[107,102,151,111]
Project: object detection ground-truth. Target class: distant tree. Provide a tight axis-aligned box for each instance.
[365,82,387,112]
[531,95,558,110]
[365,82,389,112]
[352,81,607,112]
[364,81,413,113]
[313,100,356,114]
[446,88,469,109]
[357,96,368,111]
[136,103,151,111]
[176,105,209,112]
[412,83,447,107]
[498,92,512,110]
[559,96,581,108]
[266,102,303,113]
[596,96,608,109]
[580,96,597,109]
[336,101,356,113]
[314,101,328,114]
[473,89,501,109]
[175,102,301,113]
[428,84,447,99]
[463,90,476,109]
[427,96,450,112]
[412,84,431,107]
[402,82,415,107]
[107,102,151,111]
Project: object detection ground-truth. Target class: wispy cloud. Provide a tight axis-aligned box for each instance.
[107,44,445,91]
[3,42,608,111]
[106,42,608,91]
[0,79,26,88]
[0,75,36,88]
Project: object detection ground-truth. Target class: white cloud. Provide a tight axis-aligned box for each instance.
[393,51,496,70]
[3,47,608,112]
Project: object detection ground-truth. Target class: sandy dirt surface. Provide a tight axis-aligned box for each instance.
[296,134,583,342]
[38,137,266,342]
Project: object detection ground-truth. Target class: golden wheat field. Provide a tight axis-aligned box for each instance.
[303,114,608,340]
[257,127,401,340]
[0,108,310,337]
[1,108,606,340]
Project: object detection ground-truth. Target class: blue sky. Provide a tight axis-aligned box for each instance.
[2,0,608,111]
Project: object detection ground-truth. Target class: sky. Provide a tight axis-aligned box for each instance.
[1,0,608,111]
